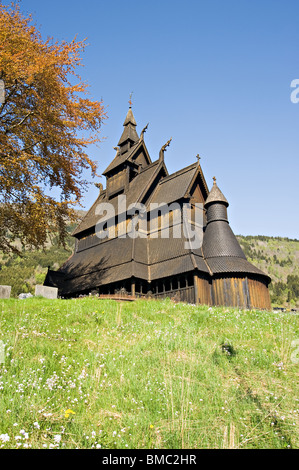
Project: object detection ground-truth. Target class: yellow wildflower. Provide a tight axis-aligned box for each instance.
[64,409,76,418]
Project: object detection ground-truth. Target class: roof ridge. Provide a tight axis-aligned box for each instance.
[136,160,165,204]
[158,162,197,184]
[148,253,192,266]
[138,159,160,173]
[72,191,106,236]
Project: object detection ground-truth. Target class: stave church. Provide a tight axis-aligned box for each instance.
[44,105,271,309]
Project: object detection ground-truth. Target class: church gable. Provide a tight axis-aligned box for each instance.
[148,163,199,206]
[129,141,152,171]
[185,165,209,204]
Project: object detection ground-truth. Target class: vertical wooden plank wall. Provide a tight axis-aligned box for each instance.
[196,276,212,305]
[211,276,271,310]
[247,278,271,310]
[212,277,249,308]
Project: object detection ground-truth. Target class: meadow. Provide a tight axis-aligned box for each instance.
[0,297,298,449]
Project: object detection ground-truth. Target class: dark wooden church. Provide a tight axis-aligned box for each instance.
[45,106,271,309]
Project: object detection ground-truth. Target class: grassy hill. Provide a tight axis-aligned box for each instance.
[0,229,298,307]
[0,297,298,449]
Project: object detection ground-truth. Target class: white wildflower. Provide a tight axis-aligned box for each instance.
[54,434,62,444]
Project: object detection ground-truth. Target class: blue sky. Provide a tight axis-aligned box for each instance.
[12,0,299,238]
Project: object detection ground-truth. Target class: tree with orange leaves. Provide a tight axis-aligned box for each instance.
[0,2,106,253]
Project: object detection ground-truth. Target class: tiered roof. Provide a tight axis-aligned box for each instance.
[48,106,270,296]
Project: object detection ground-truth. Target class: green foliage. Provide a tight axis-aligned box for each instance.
[0,235,74,297]
[237,235,299,307]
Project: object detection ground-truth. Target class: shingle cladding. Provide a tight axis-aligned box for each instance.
[102,143,137,175]
[59,157,210,293]
[202,221,246,259]
[45,106,271,307]
[149,164,198,206]
[206,256,270,279]
[202,181,271,284]
[149,255,194,281]
[61,237,134,278]
[72,160,160,237]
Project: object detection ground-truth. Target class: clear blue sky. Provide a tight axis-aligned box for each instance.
[12,0,299,238]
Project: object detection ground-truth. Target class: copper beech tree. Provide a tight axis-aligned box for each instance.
[0,2,106,253]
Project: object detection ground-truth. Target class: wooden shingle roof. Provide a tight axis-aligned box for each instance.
[72,160,162,236]
[148,163,198,206]
[202,179,270,282]
[118,107,139,146]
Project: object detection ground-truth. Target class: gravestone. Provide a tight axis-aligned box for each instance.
[35,285,58,299]
[0,285,11,299]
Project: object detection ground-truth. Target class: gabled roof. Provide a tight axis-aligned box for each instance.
[72,159,165,237]
[147,162,208,207]
[72,191,107,236]
[102,139,152,175]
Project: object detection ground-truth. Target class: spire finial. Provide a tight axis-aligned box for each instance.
[128,91,133,108]
[213,176,217,185]
[196,154,201,165]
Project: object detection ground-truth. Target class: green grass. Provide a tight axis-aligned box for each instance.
[0,297,298,449]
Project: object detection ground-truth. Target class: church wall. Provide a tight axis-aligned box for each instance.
[131,148,148,169]
[247,277,272,310]
[106,168,127,197]
[189,179,206,204]
[211,276,251,309]
[196,275,212,305]
[211,275,271,310]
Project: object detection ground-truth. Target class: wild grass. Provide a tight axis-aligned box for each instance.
[0,297,298,449]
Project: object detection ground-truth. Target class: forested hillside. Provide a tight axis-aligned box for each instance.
[237,235,299,307]
[0,225,76,297]
[0,229,298,307]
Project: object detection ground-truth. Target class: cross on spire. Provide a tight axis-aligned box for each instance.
[128,92,133,108]
[213,176,217,184]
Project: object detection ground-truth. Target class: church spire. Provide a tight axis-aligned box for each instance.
[117,98,139,151]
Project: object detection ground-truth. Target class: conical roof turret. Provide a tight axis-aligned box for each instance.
[204,177,228,208]
[203,177,246,259]
[202,178,271,281]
